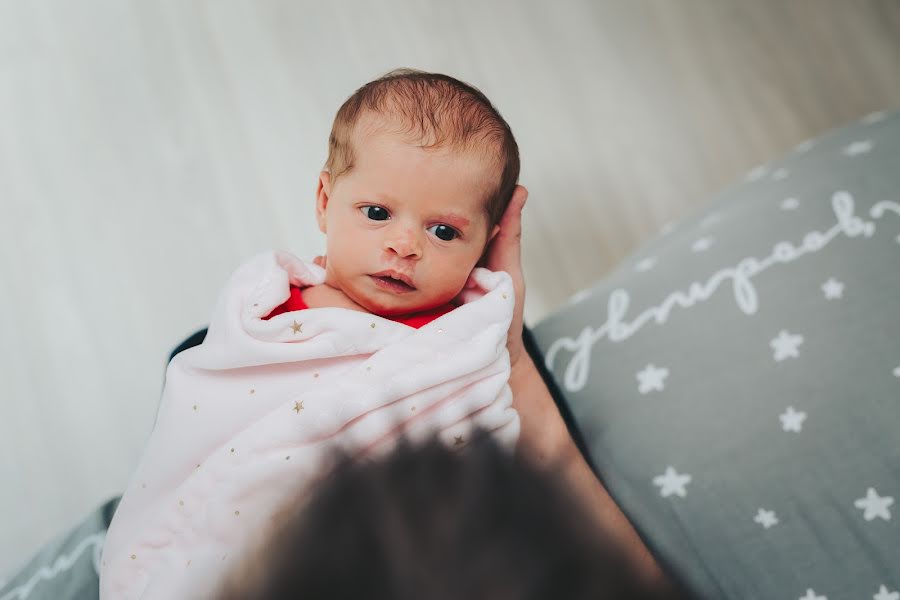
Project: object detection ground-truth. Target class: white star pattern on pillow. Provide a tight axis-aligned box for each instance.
[862,111,887,124]
[843,140,874,156]
[794,139,815,153]
[636,364,669,394]
[780,406,807,432]
[800,589,827,600]
[854,488,894,521]
[781,197,800,211]
[745,164,769,181]
[635,257,658,272]
[821,278,844,299]
[771,330,804,361]
[874,585,900,600]
[653,467,691,498]
[772,168,790,181]
[754,508,778,529]
[691,237,714,253]
[892,366,900,378]
[659,221,677,235]
[568,289,593,305]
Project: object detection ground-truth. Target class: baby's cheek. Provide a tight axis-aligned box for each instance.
[431,270,474,301]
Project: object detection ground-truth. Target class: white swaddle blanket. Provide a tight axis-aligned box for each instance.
[100,250,520,599]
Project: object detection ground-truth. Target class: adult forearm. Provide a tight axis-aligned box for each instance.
[509,356,671,589]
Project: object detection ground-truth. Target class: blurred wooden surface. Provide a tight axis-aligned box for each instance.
[1,0,898,579]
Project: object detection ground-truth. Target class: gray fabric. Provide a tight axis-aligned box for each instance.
[0,498,118,600]
[532,111,900,600]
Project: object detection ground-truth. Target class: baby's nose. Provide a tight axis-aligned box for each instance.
[384,228,422,259]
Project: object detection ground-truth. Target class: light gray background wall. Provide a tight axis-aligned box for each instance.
[1,0,898,580]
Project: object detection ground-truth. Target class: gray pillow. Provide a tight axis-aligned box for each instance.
[0,497,119,600]
[532,111,900,600]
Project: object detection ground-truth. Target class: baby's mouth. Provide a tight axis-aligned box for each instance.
[370,274,416,293]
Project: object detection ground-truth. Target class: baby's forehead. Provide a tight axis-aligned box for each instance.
[355,109,498,163]
[349,110,500,214]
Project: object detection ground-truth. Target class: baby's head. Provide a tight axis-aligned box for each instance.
[315,68,520,316]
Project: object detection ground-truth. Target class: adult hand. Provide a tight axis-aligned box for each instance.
[481,186,671,591]
[481,184,529,372]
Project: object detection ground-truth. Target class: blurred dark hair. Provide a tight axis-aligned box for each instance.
[217,433,684,600]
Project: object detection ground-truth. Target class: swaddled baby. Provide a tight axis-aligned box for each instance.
[100,68,525,599]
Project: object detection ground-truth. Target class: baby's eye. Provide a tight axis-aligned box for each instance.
[360,206,390,221]
[427,224,459,241]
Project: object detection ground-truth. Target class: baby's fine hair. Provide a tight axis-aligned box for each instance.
[325,68,520,229]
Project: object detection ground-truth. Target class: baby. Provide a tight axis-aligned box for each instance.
[100,68,526,599]
[269,67,519,326]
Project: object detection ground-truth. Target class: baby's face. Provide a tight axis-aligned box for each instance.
[316,120,499,317]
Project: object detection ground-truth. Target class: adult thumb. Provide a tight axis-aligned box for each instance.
[489,185,528,271]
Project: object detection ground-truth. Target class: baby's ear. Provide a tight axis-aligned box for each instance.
[476,225,502,267]
[488,224,501,244]
[315,171,331,234]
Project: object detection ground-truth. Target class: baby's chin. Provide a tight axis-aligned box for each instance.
[361,296,453,318]
[352,286,461,318]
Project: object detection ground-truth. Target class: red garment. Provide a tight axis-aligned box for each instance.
[264,285,454,329]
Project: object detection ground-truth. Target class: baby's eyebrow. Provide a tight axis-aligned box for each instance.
[433,212,471,230]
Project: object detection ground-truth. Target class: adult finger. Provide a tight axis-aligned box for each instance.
[483,185,528,368]
[484,185,528,277]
